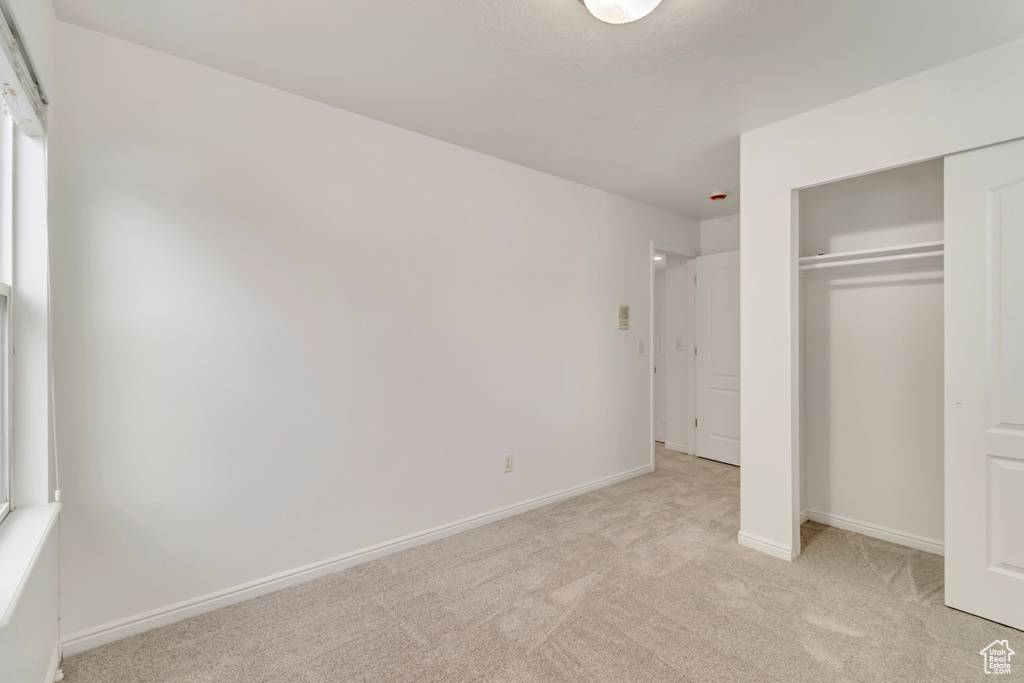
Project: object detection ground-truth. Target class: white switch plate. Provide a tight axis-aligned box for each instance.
[503,454,513,473]
[638,339,645,353]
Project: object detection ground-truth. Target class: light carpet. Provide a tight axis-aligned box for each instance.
[63,445,1021,682]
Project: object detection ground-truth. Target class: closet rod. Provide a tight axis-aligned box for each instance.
[798,250,944,271]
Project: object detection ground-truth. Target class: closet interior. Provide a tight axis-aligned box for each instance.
[799,158,945,554]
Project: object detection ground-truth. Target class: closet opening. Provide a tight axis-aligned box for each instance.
[797,158,945,555]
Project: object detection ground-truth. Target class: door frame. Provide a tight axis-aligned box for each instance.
[649,241,699,471]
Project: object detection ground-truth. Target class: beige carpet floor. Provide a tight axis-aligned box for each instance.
[63,445,1021,682]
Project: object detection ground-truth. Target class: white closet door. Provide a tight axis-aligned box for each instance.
[695,251,740,466]
[945,138,1024,630]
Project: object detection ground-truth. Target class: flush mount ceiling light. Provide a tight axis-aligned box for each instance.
[581,0,663,24]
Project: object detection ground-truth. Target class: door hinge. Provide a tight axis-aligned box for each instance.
[694,347,697,356]
[695,419,698,428]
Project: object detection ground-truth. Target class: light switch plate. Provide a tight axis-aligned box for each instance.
[617,305,629,330]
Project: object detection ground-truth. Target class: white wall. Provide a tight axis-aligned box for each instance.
[740,37,1024,560]
[800,160,944,255]
[800,161,944,550]
[50,23,699,646]
[700,214,740,255]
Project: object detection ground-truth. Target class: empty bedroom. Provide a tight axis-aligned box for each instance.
[1,1,1023,681]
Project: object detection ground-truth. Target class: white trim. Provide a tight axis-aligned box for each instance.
[61,463,654,655]
[649,242,656,470]
[799,510,809,525]
[806,510,944,556]
[662,442,691,455]
[737,531,796,561]
[651,242,699,259]
[0,114,10,521]
[0,285,9,524]
[686,257,696,454]
[44,641,60,683]
[0,503,58,628]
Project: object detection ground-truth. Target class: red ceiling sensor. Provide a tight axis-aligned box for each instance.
[710,192,728,201]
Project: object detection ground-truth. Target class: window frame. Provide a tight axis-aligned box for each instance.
[0,281,8,525]
[0,111,10,526]
[0,2,47,526]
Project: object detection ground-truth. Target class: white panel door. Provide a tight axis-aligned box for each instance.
[946,138,1024,630]
[696,251,740,466]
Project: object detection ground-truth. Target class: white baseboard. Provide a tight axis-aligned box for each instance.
[799,510,810,524]
[806,510,944,556]
[62,464,654,656]
[662,442,691,455]
[737,530,796,561]
[45,641,60,683]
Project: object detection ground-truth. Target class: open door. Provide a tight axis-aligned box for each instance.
[945,138,1024,630]
[654,264,667,442]
[695,250,740,466]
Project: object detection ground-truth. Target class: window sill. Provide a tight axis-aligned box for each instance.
[0,503,60,629]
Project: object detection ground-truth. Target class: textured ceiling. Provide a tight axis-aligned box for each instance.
[52,0,1024,220]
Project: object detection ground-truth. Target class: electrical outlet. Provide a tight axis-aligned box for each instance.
[638,339,645,353]
[503,454,513,473]
[676,339,684,351]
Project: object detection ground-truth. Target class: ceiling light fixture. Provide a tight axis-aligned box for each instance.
[581,0,663,24]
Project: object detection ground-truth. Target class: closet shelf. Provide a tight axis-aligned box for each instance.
[798,240,943,271]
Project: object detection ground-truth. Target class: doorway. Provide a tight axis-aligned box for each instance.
[651,244,696,468]
[652,242,743,469]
